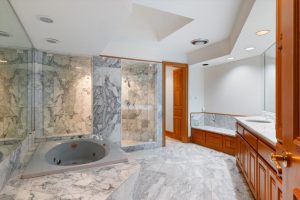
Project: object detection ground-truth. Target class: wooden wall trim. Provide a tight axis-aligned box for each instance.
[99,54,162,64]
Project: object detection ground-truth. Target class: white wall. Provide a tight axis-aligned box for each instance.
[188,65,205,136]
[166,67,175,132]
[264,56,276,113]
[203,55,264,115]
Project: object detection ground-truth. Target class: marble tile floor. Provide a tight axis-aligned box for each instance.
[129,138,254,200]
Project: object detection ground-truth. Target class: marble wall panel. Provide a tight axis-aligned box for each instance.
[41,53,92,136]
[0,48,30,139]
[93,56,121,144]
[191,112,236,130]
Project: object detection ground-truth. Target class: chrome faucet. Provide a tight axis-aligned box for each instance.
[91,134,104,141]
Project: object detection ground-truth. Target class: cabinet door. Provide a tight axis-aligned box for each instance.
[248,145,257,198]
[241,140,249,178]
[236,135,241,162]
[268,169,277,200]
[258,157,268,200]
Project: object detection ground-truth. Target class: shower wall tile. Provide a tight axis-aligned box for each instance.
[191,112,236,131]
[93,56,121,145]
[121,61,157,143]
[41,53,92,136]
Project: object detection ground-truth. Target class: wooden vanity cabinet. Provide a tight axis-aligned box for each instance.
[191,128,236,155]
[236,123,283,200]
[257,156,283,200]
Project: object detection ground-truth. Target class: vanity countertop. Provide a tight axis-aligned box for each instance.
[0,158,140,200]
[235,116,276,147]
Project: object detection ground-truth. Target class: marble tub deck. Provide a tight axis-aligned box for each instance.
[0,160,140,200]
[0,138,253,200]
[130,138,253,200]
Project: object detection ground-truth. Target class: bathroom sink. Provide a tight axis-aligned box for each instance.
[45,140,106,166]
[245,119,272,123]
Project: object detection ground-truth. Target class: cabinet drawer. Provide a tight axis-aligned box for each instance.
[205,132,222,151]
[244,129,258,150]
[222,136,236,155]
[237,124,244,136]
[258,140,276,171]
[191,129,205,145]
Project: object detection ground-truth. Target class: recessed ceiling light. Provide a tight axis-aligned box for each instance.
[202,63,209,66]
[38,15,54,23]
[45,38,60,44]
[227,57,234,60]
[256,30,270,36]
[0,31,11,37]
[245,47,255,51]
[191,38,209,46]
[0,59,8,63]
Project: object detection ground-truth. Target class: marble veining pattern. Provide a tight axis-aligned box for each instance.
[93,56,121,144]
[130,138,253,200]
[191,113,237,131]
[0,135,30,191]
[0,48,30,139]
[121,62,163,151]
[121,61,157,144]
[0,139,253,200]
[0,159,140,200]
[42,53,92,136]
[235,116,276,146]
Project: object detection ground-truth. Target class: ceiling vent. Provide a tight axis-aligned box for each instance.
[38,16,54,23]
[0,31,11,37]
[45,38,60,44]
[191,38,209,46]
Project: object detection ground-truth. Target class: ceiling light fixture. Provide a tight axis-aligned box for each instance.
[191,38,209,46]
[45,38,60,44]
[245,47,255,51]
[38,15,54,23]
[227,57,234,60]
[0,31,11,37]
[256,30,270,36]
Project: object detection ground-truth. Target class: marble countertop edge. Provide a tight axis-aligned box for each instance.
[235,116,277,147]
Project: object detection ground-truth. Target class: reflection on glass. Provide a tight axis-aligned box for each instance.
[0,0,33,162]
[264,43,276,113]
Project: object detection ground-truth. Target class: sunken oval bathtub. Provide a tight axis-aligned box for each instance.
[22,139,128,179]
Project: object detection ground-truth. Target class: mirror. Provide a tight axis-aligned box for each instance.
[264,43,276,113]
[0,0,33,162]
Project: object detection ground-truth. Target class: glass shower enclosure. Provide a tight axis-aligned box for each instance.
[121,60,157,147]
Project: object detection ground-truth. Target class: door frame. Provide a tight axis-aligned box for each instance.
[162,61,189,146]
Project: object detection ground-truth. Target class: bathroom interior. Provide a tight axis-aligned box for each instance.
[0,0,299,199]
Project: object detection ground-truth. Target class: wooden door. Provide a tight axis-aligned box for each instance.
[163,62,188,144]
[172,68,183,141]
[274,0,300,199]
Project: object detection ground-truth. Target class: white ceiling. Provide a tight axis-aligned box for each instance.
[8,0,276,66]
[9,0,132,56]
[190,0,276,67]
[104,0,244,62]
